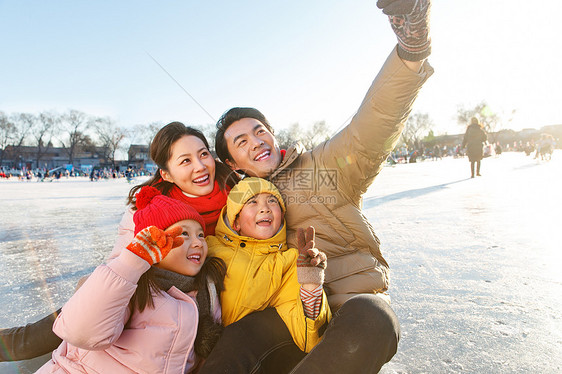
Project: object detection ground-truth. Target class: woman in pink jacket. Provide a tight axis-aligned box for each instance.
[36,186,226,374]
[1,122,238,363]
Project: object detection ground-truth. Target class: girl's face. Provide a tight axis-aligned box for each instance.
[160,135,216,196]
[156,219,207,276]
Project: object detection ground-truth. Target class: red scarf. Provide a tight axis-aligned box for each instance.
[167,181,229,236]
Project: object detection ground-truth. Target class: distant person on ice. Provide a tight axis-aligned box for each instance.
[461,116,488,178]
[535,133,555,161]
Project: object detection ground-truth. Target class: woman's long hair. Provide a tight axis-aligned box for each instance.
[127,122,238,209]
[129,256,226,314]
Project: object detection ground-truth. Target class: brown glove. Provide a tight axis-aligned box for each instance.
[296,226,327,286]
[377,0,432,61]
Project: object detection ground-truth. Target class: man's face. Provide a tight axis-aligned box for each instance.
[224,117,282,178]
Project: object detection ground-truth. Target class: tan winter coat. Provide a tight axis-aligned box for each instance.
[270,47,433,310]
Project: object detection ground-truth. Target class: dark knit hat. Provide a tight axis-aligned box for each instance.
[133,186,205,235]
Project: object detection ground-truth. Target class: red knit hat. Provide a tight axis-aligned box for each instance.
[133,186,206,235]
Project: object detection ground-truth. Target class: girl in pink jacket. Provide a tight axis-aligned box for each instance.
[36,186,225,374]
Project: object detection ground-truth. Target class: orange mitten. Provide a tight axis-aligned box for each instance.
[127,226,183,265]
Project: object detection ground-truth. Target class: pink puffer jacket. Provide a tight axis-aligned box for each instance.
[36,249,219,374]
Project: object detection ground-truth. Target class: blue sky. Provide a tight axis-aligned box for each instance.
[2,0,561,136]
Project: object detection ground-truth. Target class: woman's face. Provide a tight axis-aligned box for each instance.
[160,135,216,196]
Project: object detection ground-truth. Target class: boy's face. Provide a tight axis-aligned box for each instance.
[233,193,283,240]
[224,118,282,178]
[156,219,207,276]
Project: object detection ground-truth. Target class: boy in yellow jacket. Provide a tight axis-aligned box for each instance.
[206,177,331,353]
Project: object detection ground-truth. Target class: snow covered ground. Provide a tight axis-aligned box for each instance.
[1,151,561,373]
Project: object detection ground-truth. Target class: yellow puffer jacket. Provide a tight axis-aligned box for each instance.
[206,207,331,353]
[269,47,434,311]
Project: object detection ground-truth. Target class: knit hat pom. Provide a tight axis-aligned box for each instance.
[136,186,161,210]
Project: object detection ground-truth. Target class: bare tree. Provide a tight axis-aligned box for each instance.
[457,101,502,133]
[11,113,35,148]
[31,111,58,168]
[0,111,16,166]
[400,112,434,148]
[499,108,517,133]
[457,101,510,143]
[123,122,163,164]
[302,121,332,150]
[58,110,90,165]
[92,116,127,169]
[276,123,302,150]
[6,112,36,167]
[197,122,216,151]
[276,121,332,150]
[127,122,162,146]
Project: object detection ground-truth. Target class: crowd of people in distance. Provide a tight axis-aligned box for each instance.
[388,136,558,166]
[0,167,153,182]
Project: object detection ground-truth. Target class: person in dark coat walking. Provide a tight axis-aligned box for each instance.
[461,117,488,178]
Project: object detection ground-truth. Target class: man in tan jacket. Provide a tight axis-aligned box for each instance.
[0,1,433,372]
[202,1,434,373]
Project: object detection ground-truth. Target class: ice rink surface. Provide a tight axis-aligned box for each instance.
[1,151,561,373]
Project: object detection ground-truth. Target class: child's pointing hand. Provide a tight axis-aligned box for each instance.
[296,226,327,286]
